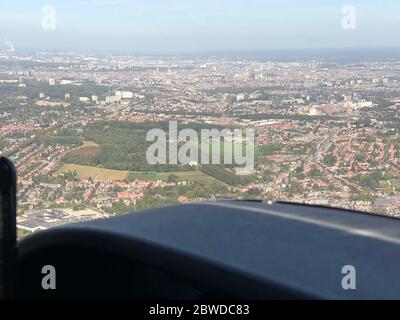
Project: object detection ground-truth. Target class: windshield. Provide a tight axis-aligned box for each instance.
[0,1,399,236]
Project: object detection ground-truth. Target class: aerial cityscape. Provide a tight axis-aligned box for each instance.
[3,0,400,304]
[1,49,400,235]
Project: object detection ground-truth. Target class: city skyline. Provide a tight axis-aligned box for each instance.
[2,50,400,234]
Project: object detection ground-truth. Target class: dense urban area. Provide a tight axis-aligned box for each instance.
[1,50,400,236]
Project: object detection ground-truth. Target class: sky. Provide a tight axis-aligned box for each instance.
[0,0,400,53]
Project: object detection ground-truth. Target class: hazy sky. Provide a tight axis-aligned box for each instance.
[1,0,400,53]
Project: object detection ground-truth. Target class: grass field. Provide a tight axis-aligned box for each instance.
[81,141,100,147]
[58,164,129,180]
[198,142,263,159]
[65,140,101,159]
[58,163,227,186]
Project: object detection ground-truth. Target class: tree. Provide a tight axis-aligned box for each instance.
[323,154,337,166]
[167,174,179,184]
